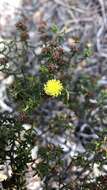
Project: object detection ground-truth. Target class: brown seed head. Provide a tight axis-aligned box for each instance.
[17,112,30,123]
[48,64,58,72]
[42,47,50,54]
[38,20,47,32]
[20,31,29,41]
[16,21,27,31]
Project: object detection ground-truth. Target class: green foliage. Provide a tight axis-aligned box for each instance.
[51,24,59,33]
[83,46,93,57]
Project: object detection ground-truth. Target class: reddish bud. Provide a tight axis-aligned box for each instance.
[52,51,60,61]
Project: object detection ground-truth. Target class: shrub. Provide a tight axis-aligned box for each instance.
[0,21,107,189]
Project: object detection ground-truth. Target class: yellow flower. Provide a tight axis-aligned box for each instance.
[44,79,63,97]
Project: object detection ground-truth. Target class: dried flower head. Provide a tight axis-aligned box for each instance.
[48,64,58,72]
[17,112,30,123]
[52,51,60,61]
[20,31,29,41]
[44,79,63,97]
[16,21,27,31]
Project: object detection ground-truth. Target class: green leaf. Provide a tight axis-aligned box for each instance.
[40,65,49,74]
[51,24,59,33]
[37,162,49,178]
[83,47,92,57]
